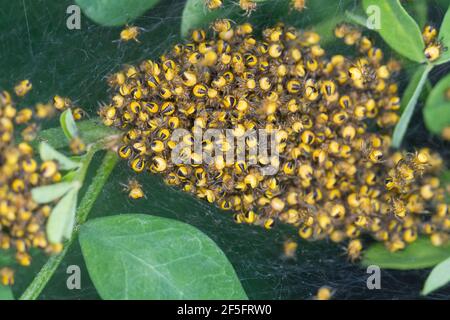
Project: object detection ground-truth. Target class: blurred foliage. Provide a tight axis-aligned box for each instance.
[363,238,450,270]
[435,4,450,65]
[0,285,14,300]
[424,71,450,134]
[75,0,161,26]
[422,256,450,295]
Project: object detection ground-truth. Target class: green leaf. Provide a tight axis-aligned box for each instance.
[79,214,248,299]
[39,142,80,171]
[0,285,14,300]
[0,251,14,267]
[443,170,450,203]
[435,5,450,65]
[75,0,161,27]
[31,182,78,204]
[392,64,432,148]
[362,0,425,62]
[422,256,450,295]
[61,170,78,182]
[36,118,119,150]
[60,109,79,140]
[443,170,450,184]
[46,189,78,244]
[437,0,450,9]
[403,0,428,29]
[423,72,450,135]
[362,238,450,270]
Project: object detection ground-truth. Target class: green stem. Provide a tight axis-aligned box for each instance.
[392,63,433,148]
[19,151,118,300]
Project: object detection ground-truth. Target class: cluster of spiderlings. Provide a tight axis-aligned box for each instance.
[422,24,447,62]
[0,86,62,273]
[100,21,449,260]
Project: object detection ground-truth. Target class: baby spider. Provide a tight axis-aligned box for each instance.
[14,79,32,97]
[282,239,298,259]
[122,178,145,200]
[118,25,144,43]
[205,0,222,10]
[239,0,257,16]
[290,0,307,12]
[314,286,334,300]
[424,39,447,62]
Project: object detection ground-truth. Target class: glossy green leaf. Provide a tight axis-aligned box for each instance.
[0,285,14,300]
[39,142,80,171]
[46,189,78,244]
[423,72,450,134]
[362,238,450,270]
[403,0,428,29]
[392,64,432,148]
[362,0,426,62]
[79,214,248,299]
[36,118,119,150]
[61,171,78,183]
[75,0,161,27]
[435,5,450,65]
[31,182,78,204]
[60,109,79,140]
[422,256,450,295]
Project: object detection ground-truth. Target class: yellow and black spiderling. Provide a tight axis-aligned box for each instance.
[204,0,222,11]
[119,25,141,43]
[14,80,32,97]
[422,24,447,62]
[101,22,449,259]
[239,0,257,16]
[1,85,62,270]
[122,178,145,199]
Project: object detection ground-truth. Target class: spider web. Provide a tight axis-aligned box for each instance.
[1,0,449,300]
